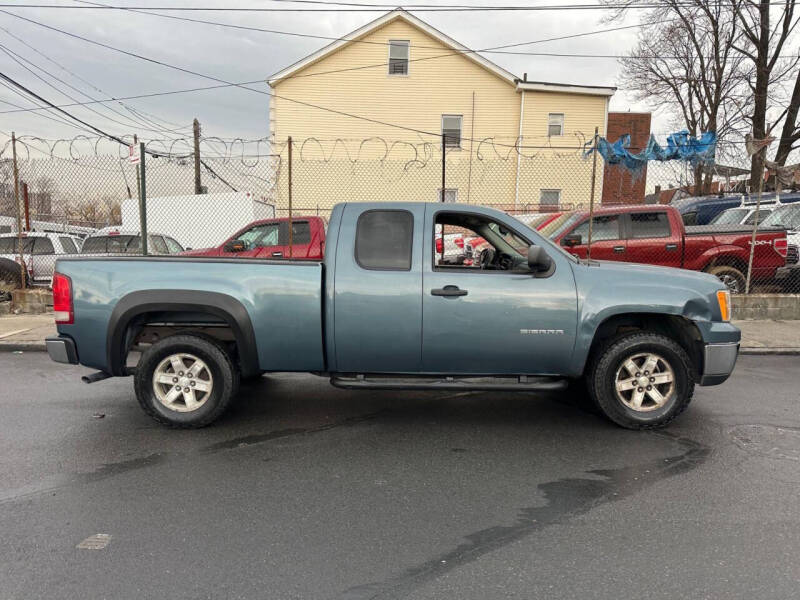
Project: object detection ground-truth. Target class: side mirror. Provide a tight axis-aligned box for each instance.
[562,234,582,247]
[527,245,553,274]
[223,240,247,253]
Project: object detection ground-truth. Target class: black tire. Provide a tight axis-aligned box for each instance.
[706,265,745,295]
[0,257,27,291]
[134,334,240,428]
[588,332,694,430]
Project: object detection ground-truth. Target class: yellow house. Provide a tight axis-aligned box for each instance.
[267,9,615,214]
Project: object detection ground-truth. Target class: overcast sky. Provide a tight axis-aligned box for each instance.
[0,0,655,155]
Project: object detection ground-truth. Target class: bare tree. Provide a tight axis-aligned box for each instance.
[732,0,798,186]
[612,1,747,194]
[773,68,800,166]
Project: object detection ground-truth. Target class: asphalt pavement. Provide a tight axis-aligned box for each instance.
[1,352,799,599]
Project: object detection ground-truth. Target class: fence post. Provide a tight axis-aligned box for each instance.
[745,146,766,295]
[586,126,599,260]
[11,132,25,289]
[441,132,446,202]
[138,141,148,255]
[22,182,30,231]
[193,118,202,194]
[288,136,293,258]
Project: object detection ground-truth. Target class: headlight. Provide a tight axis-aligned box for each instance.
[716,289,731,321]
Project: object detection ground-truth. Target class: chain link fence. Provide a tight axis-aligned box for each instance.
[0,134,797,297]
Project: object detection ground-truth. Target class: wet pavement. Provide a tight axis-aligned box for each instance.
[1,353,799,599]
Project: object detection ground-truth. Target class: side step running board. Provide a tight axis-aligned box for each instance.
[330,374,567,392]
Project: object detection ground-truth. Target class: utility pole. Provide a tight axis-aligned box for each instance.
[193,118,202,194]
[288,136,293,258]
[11,132,25,289]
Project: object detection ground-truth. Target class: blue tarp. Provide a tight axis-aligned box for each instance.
[585,130,717,171]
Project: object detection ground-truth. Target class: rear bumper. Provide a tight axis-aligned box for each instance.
[699,342,739,386]
[46,335,78,365]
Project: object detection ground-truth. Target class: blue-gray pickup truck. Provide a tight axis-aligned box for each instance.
[46,202,740,429]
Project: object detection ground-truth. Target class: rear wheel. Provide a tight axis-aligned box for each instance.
[134,334,239,428]
[588,332,694,429]
[706,265,745,294]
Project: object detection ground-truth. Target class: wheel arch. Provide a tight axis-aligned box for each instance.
[582,312,704,379]
[107,290,260,378]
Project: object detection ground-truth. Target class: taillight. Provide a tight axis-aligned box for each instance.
[455,238,464,248]
[435,238,443,253]
[774,238,788,257]
[52,272,73,324]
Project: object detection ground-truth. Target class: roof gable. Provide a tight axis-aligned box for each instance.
[267,9,518,87]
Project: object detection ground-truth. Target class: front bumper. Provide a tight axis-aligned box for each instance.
[776,264,800,283]
[46,335,78,365]
[699,342,739,386]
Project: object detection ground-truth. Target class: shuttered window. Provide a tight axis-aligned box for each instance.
[442,115,462,148]
[548,113,564,137]
[388,40,409,75]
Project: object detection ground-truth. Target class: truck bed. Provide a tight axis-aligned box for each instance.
[684,224,785,236]
[54,256,326,374]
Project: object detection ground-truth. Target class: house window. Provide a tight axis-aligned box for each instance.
[540,189,561,207]
[439,188,458,203]
[442,115,462,148]
[548,113,564,137]
[388,40,409,75]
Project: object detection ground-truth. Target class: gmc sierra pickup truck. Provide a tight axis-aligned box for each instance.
[547,204,788,293]
[46,202,740,430]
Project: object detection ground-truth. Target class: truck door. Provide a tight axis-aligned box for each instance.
[623,210,681,268]
[560,214,626,261]
[333,205,423,373]
[422,207,578,375]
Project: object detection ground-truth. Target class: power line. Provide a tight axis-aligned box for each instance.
[0,2,792,11]
[73,0,650,56]
[0,24,191,134]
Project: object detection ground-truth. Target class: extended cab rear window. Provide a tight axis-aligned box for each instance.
[355,210,413,270]
[630,212,670,238]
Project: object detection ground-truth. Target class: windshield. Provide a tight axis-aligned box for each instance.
[503,214,579,262]
[761,205,800,230]
[545,212,583,240]
[710,208,749,224]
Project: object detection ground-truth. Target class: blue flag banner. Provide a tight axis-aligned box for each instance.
[585,130,717,172]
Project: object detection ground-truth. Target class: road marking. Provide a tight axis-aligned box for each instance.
[0,328,31,339]
[76,533,112,550]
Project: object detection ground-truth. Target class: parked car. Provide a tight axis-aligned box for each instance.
[182,217,326,260]
[548,204,788,293]
[47,202,740,431]
[763,204,800,289]
[81,228,185,255]
[0,232,84,286]
[709,206,773,226]
[671,195,746,226]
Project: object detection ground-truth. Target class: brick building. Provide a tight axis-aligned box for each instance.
[601,112,651,205]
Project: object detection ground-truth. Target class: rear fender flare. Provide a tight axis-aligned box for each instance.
[107,289,259,377]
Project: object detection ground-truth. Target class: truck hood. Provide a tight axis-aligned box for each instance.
[585,259,723,292]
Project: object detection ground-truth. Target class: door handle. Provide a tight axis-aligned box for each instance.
[613,246,625,253]
[665,244,678,251]
[271,251,283,257]
[431,285,468,298]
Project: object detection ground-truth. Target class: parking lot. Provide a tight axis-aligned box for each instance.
[2,351,799,599]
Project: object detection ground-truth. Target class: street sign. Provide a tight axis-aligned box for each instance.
[128,144,140,164]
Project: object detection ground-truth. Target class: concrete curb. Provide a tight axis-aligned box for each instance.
[0,341,46,352]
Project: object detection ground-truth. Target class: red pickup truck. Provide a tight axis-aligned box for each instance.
[547,205,788,293]
[182,216,326,259]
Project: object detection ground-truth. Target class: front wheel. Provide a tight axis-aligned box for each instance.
[706,265,746,295]
[134,334,240,428]
[588,332,694,429]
